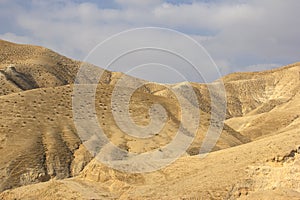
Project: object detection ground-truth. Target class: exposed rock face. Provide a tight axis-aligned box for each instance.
[0,65,38,90]
[0,39,299,199]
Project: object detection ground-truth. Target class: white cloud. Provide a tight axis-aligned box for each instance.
[241,63,282,72]
[0,33,33,44]
[0,0,299,82]
[115,0,162,8]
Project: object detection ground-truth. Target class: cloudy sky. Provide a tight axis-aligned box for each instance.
[1,0,299,82]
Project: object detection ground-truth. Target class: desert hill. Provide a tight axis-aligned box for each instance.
[0,40,299,199]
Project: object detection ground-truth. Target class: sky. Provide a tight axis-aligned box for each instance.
[0,0,300,83]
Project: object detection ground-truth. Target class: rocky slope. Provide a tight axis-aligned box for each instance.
[0,40,299,199]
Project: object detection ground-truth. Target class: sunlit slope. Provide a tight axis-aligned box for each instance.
[1,123,299,199]
[0,82,248,191]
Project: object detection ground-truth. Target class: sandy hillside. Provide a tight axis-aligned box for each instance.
[0,40,299,199]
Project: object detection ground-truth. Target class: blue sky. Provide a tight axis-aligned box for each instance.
[0,0,300,82]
